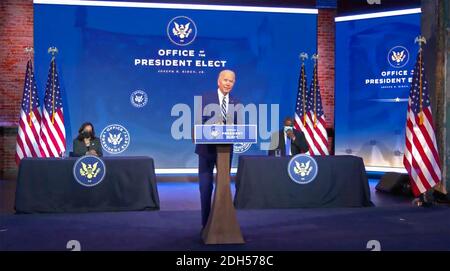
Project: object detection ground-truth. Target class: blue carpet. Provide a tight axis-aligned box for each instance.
[1,181,449,251]
[1,206,450,251]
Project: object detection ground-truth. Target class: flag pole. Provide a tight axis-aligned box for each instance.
[312,54,319,128]
[48,46,58,124]
[414,36,426,126]
[25,47,34,127]
[300,52,308,127]
[413,35,446,195]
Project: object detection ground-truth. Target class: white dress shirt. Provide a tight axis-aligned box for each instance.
[284,132,292,156]
[217,88,229,114]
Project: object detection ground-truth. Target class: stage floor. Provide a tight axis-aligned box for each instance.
[1,180,449,251]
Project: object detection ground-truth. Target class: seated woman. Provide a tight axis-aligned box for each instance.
[72,122,103,157]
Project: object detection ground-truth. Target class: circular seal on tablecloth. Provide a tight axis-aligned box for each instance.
[73,155,106,187]
[287,154,318,184]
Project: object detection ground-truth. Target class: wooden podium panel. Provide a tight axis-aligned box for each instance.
[202,144,245,244]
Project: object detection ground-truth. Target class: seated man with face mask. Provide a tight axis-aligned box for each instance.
[268,117,309,156]
[72,122,103,157]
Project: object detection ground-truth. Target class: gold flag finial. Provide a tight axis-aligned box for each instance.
[299,52,308,62]
[48,46,58,60]
[24,47,34,60]
[414,35,427,51]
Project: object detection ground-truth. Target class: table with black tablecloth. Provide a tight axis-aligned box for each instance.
[234,155,373,209]
[15,156,160,213]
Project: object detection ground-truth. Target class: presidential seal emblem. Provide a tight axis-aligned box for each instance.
[210,125,220,138]
[100,124,130,154]
[73,155,106,187]
[130,90,148,108]
[388,46,409,68]
[233,143,252,154]
[167,16,197,46]
[287,154,318,184]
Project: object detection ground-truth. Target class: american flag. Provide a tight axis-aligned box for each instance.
[305,60,329,155]
[293,59,329,155]
[39,58,66,157]
[293,60,316,153]
[293,60,310,137]
[403,48,441,197]
[15,60,43,164]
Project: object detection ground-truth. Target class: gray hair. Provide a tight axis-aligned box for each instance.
[218,69,236,80]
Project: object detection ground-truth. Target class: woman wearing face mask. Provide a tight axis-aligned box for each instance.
[72,122,103,157]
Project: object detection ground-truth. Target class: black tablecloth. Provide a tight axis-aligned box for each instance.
[234,155,373,209]
[15,156,160,213]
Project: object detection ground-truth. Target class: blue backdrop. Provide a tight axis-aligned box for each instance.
[33,3,317,169]
[335,12,421,168]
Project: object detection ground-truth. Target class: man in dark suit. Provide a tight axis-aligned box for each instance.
[268,117,309,156]
[194,69,239,228]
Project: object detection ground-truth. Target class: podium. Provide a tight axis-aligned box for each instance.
[194,124,257,244]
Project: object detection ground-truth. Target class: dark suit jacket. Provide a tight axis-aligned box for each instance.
[268,129,309,156]
[72,137,103,157]
[194,91,241,159]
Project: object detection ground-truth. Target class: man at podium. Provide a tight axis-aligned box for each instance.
[194,69,239,228]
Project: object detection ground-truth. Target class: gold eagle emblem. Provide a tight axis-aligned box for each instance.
[293,160,312,177]
[79,162,101,181]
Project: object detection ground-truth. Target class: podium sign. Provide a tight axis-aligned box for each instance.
[194,124,257,144]
[195,124,256,245]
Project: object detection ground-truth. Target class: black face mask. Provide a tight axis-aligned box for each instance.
[81,131,92,139]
